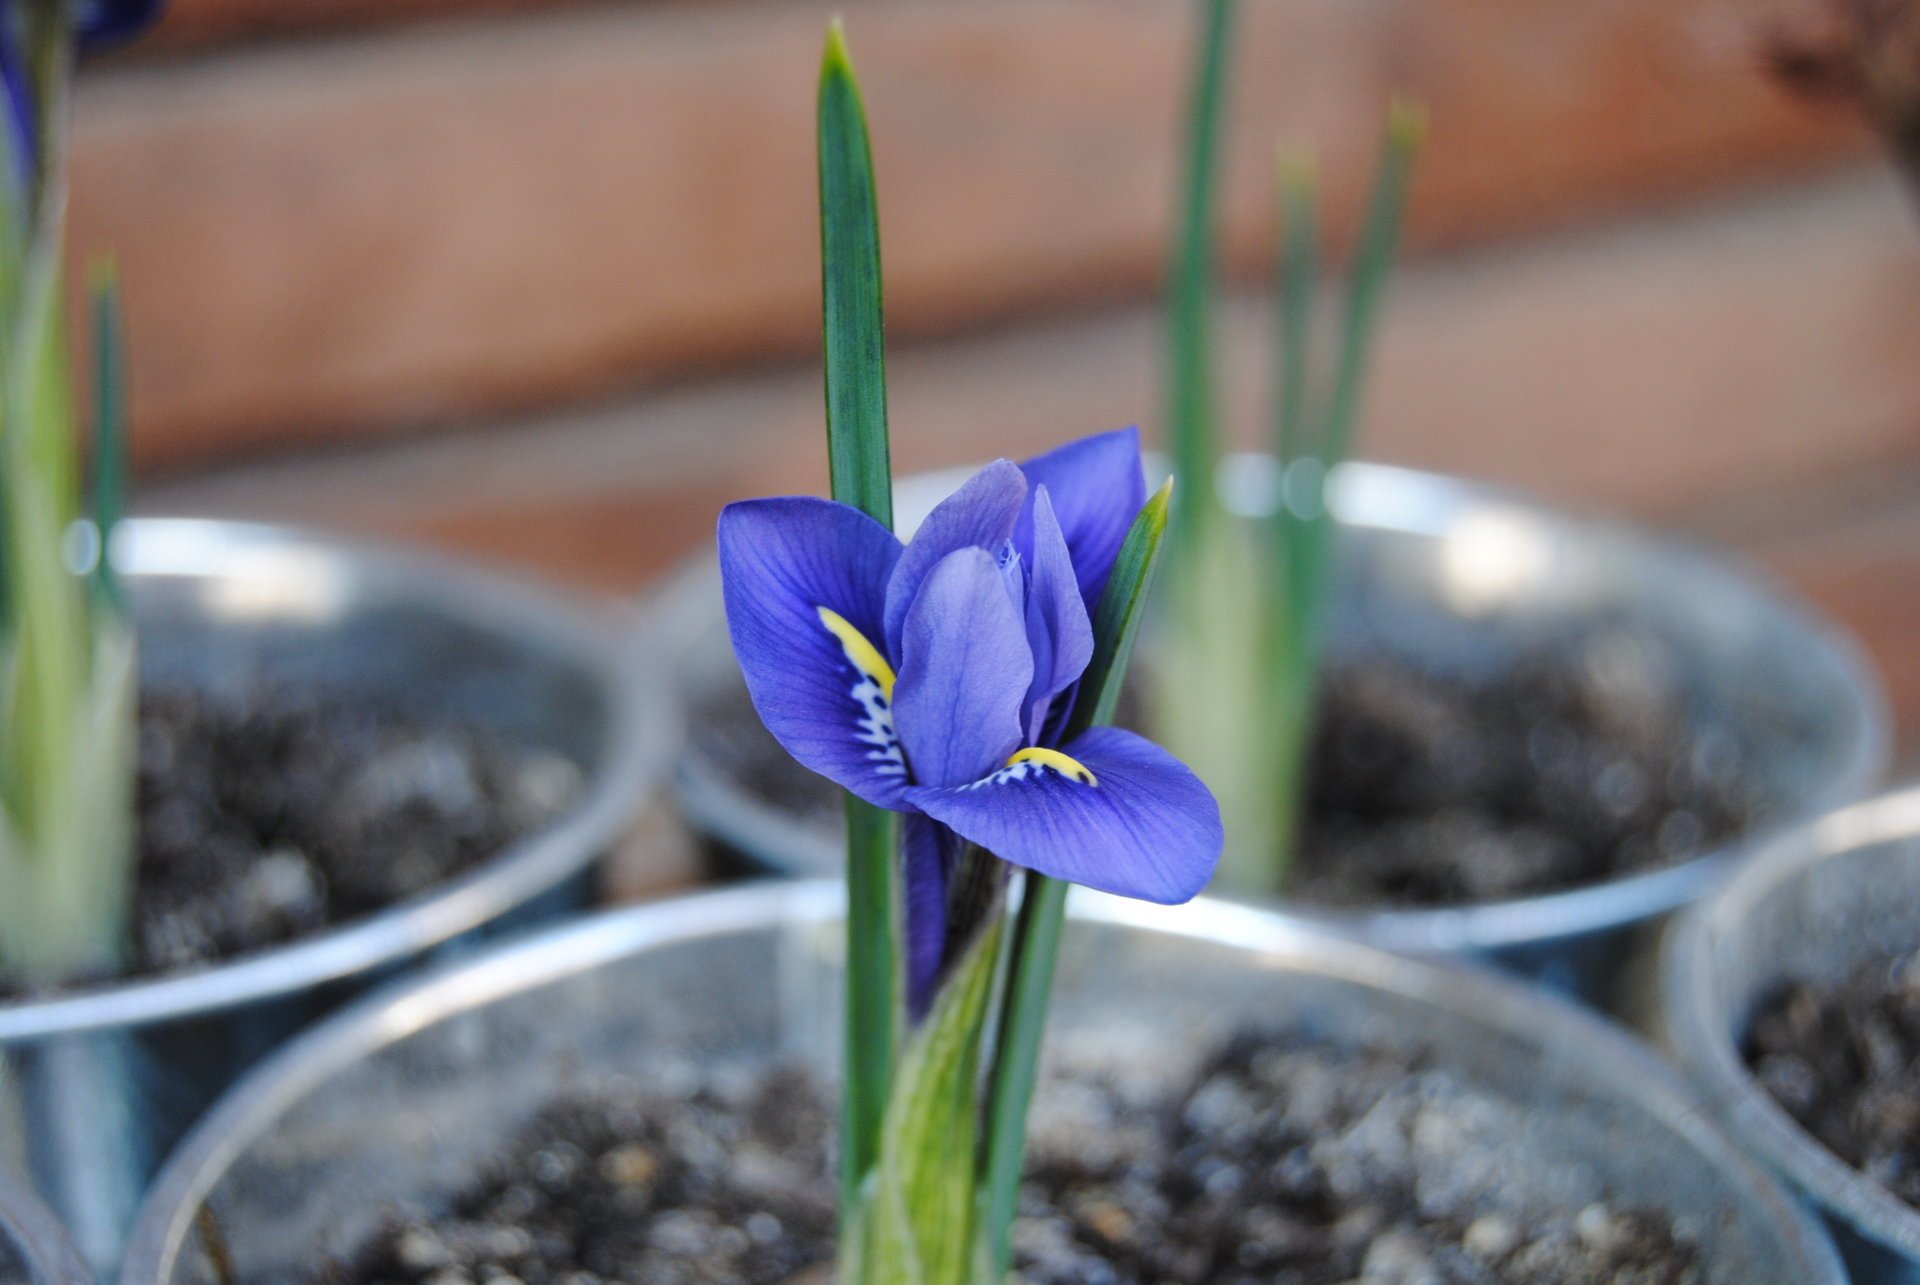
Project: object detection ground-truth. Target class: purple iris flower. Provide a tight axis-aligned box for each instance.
[719,426,1223,1010]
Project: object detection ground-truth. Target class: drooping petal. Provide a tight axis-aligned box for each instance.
[905,726,1222,904]
[893,547,1032,789]
[902,814,958,1020]
[1016,426,1146,611]
[883,459,1026,654]
[717,497,908,808]
[1020,486,1094,742]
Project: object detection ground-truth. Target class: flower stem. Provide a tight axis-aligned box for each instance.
[818,20,901,1213]
[977,481,1173,1276]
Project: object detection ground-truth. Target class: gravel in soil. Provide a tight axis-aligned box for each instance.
[700,643,1756,908]
[330,1032,1700,1284]
[1745,948,1920,1208]
[4,682,581,996]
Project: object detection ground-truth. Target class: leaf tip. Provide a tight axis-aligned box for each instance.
[86,255,117,297]
[1144,476,1174,528]
[822,16,855,81]
[1387,95,1429,153]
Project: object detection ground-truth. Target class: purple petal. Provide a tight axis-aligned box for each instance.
[905,726,1222,904]
[717,497,908,808]
[903,815,960,1020]
[1020,487,1094,742]
[893,547,1032,789]
[1016,426,1146,611]
[883,459,1027,654]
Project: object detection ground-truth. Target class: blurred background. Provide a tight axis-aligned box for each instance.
[71,0,1920,749]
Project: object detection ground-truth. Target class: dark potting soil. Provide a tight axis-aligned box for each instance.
[4,683,581,995]
[1744,949,1920,1209]
[330,1032,1700,1285]
[698,645,1757,908]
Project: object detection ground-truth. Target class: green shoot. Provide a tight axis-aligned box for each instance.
[818,19,903,1216]
[1165,0,1236,562]
[0,14,139,988]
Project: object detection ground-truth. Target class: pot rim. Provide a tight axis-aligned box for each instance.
[659,457,1891,953]
[119,878,1843,1283]
[1662,784,1920,1261]
[0,1173,91,1285]
[0,517,676,1041]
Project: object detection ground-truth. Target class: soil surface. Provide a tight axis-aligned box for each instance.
[1745,949,1920,1208]
[5,682,581,995]
[330,1031,1701,1284]
[699,645,1758,907]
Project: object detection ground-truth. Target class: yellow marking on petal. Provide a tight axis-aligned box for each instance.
[815,605,896,700]
[1007,746,1098,786]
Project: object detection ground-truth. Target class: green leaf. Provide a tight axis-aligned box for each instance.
[850,912,1004,1285]
[975,480,1174,1279]
[1318,98,1424,473]
[819,19,893,530]
[89,260,126,609]
[1272,151,1319,471]
[1165,0,1236,560]
[818,19,903,1217]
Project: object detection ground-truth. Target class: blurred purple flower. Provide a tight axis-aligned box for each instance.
[76,0,167,49]
[0,0,166,190]
[719,427,1222,1011]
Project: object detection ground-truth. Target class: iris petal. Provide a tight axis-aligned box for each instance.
[1020,486,1094,742]
[1016,426,1146,612]
[893,547,1032,789]
[883,459,1027,654]
[717,497,909,808]
[904,726,1222,904]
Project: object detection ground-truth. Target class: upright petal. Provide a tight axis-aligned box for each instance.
[718,497,908,808]
[905,726,1222,904]
[893,547,1032,789]
[883,459,1027,654]
[1020,487,1094,742]
[1016,426,1146,611]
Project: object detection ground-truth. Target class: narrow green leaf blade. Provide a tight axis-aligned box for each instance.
[1318,98,1424,471]
[89,260,126,609]
[1165,0,1236,558]
[818,20,902,1219]
[1272,151,1319,470]
[819,19,893,529]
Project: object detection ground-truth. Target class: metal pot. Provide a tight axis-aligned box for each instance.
[119,881,1840,1283]
[662,458,1889,1003]
[1663,786,1920,1283]
[0,1177,89,1285]
[0,519,676,1271]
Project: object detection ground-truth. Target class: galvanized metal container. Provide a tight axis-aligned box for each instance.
[1663,786,1920,1283]
[120,881,1841,1283]
[0,519,675,1271]
[663,459,1890,1002]
[0,1177,89,1285]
